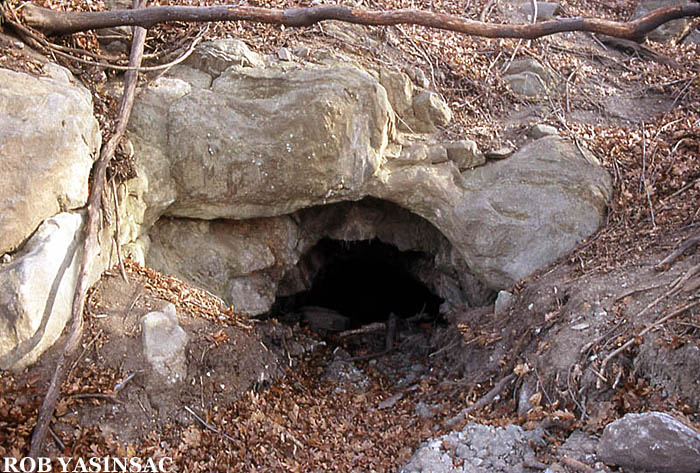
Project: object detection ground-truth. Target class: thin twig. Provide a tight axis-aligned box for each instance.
[69,392,122,403]
[48,427,65,452]
[113,372,136,393]
[184,406,236,442]
[111,178,128,283]
[444,373,515,428]
[640,121,656,227]
[655,233,700,271]
[338,322,386,338]
[480,0,497,23]
[599,299,700,381]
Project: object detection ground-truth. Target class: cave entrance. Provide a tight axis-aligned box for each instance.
[271,238,443,329]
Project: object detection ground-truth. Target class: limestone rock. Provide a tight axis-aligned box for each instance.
[378,68,414,131]
[597,412,700,473]
[485,147,515,160]
[373,135,611,289]
[494,291,514,315]
[456,136,611,288]
[184,39,264,76]
[121,76,192,234]
[126,44,611,298]
[519,1,560,21]
[401,422,543,473]
[529,124,558,139]
[443,139,485,170]
[0,212,107,370]
[277,47,293,62]
[127,62,392,223]
[412,90,453,132]
[0,68,100,254]
[503,58,556,97]
[398,142,448,164]
[146,216,300,314]
[378,67,452,133]
[141,303,188,383]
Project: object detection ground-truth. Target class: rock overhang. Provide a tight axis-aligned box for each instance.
[117,39,612,310]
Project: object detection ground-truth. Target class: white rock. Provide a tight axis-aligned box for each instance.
[0,212,106,370]
[141,303,188,383]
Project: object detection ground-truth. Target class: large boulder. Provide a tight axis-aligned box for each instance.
[597,412,700,473]
[127,59,393,224]
[124,40,611,303]
[0,212,108,370]
[373,135,611,288]
[0,67,100,255]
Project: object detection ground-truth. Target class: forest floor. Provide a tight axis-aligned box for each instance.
[0,0,699,471]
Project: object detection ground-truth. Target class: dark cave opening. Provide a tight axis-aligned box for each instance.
[272,238,444,328]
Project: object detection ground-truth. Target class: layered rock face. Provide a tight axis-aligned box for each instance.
[121,40,612,314]
[0,66,105,370]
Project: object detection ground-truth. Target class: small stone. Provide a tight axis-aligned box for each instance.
[520,2,561,21]
[443,139,485,170]
[485,147,515,160]
[277,47,293,61]
[302,306,350,332]
[292,46,311,58]
[406,66,430,88]
[0,254,10,264]
[529,124,558,139]
[415,401,435,419]
[494,290,514,315]
[412,90,453,132]
[504,72,548,96]
[503,58,554,97]
[141,303,189,383]
[597,411,700,473]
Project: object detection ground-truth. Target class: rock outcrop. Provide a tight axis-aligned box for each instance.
[119,39,612,311]
[0,67,100,254]
[0,64,106,370]
[0,36,614,368]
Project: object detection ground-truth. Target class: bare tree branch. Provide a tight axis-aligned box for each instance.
[28,2,148,457]
[20,2,700,41]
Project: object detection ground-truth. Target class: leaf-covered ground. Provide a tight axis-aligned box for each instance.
[0,0,699,470]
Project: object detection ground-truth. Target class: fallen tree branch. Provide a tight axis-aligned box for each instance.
[2,7,207,72]
[20,2,700,41]
[28,1,147,456]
